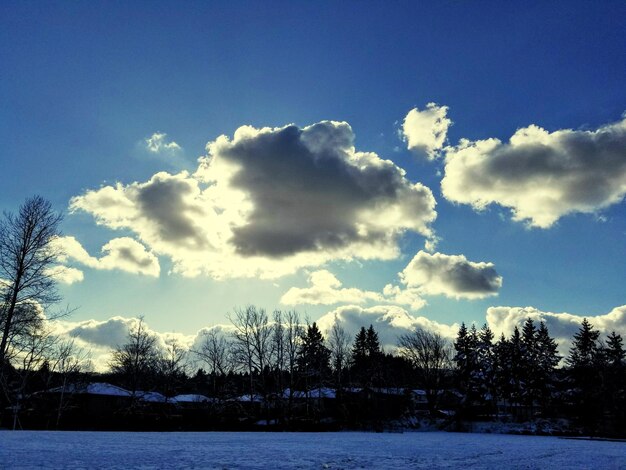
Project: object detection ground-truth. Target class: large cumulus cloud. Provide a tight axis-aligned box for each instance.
[442,116,626,228]
[400,251,502,299]
[70,121,437,279]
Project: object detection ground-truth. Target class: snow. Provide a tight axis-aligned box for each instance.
[171,394,212,403]
[45,382,132,397]
[135,391,167,403]
[283,387,336,399]
[0,431,624,469]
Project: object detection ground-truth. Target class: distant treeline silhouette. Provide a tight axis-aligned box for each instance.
[2,306,624,436]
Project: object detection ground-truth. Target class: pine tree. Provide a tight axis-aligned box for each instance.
[520,318,538,411]
[351,327,368,366]
[351,325,383,387]
[603,331,626,433]
[605,332,625,367]
[566,318,604,431]
[453,323,470,391]
[493,333,511,409]
[567,318,601,369]
[454,323,480,411]
[476,324,496,410]
[534,321,560,413]
[509,326,524,405]
[365,325,382,358]
[297,322,331,392]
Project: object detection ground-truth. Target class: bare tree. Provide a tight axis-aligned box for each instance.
[109,317,160,396]
[7,313,60,429]
[284,310,302,407]
[157,339,187,397]
[47,339,90,427]
[228,306,272,399]
[272,310,285,390]
[328,322,351,390]
[194,328,232,397]
[397,327,452,414]
[0,196,63,376]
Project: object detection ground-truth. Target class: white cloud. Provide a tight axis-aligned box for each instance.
[442,116,626,228]
[486,304,626,357]
[280,269,426,311]
[71,121,437,279]
[145,132,181,154]
[317,305,459,352]
[53,236,160,277]
[280,270,383,306]
[402,103,452,159]
[381,284,427,311]
[400,251,502,299]
[45,265,84,285]
[51,316,198,372]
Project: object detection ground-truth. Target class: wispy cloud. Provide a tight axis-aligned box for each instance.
[145,132,181,155]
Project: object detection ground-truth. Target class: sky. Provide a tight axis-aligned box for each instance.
[1,1,625,368]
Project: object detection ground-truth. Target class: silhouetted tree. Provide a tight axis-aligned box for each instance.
[110,317,160,396]
[0,196,63,380]
[297,322,330,393]
[228,306,272,399]
[351,324,383,387]
[566,318,603,431]
[398,327,451,414]
[327,322,351,390]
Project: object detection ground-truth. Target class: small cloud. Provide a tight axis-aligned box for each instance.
[53,236,160,277]
[280,269,425,311]
[424,236,441,253]
[145,132,182,155]
[280,269,384,306]
[400,251,502,300]
[402,103,452,160]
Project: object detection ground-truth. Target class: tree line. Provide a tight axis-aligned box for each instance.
[1,197,625,435]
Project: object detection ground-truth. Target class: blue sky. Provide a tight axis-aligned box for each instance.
[2,1,625,365]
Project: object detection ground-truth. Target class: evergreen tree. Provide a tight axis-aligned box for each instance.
[603,331,626,434]
[534,321,560,411]
[566,318,604,431]
[350,325,383,387]
[493,333,511,409]
[453,323,480,411]
[605,331,625,367]
[520,318,538,411]
[351,327,368,367]
[297,322,331,391]
[476,324,496,410]
[365,325,382,358]
[508,326,524,405]
[567,318,601,369]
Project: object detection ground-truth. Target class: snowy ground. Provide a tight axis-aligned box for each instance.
[1,431,625,469]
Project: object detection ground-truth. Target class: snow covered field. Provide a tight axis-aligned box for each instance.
[1,431,625,469]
